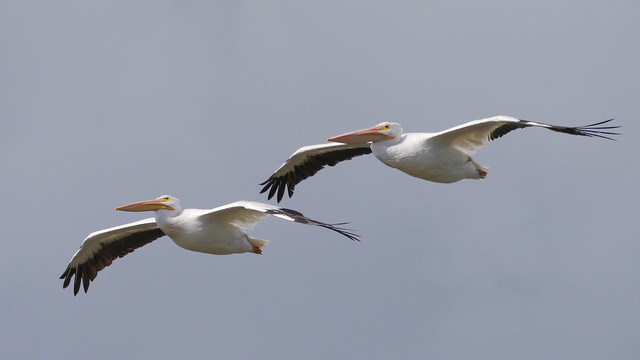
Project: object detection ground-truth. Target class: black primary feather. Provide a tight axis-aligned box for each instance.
[260,147,372,202]
[490,118,620,141]
[60,227,166,295]
[265,207,360,242]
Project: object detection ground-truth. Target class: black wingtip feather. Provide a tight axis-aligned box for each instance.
[325,223,361,242]
[277,182,286,203]
[61,227,166,295]
[267,182,278,200]
[571,118,621,141]
[61,267,74,289]
[82,272,90,293]
[491,118,620,142]
[259,146,372,202]
[73,268,82,296]
[265,208,361,242]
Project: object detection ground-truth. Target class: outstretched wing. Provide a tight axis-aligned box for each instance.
[60,218,165,295]
[260,142,372,202]
[429,115,619,155]
[200,201,360,241]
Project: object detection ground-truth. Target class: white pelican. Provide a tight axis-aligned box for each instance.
[60,195,359,295]
[261,116,619,201]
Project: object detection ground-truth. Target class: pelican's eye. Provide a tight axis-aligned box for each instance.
[161,196,170,202]
[379,124,390,130]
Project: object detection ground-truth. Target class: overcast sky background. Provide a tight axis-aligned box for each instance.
[1,1,638,359]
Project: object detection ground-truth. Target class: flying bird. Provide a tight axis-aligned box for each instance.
[260,116,619,202]
[60,195,359,295]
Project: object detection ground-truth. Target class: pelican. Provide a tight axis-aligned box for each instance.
[60,195,359,295]
[260,116,619,201]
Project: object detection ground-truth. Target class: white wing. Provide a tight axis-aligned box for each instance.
[200,201,360,241]
[60,218,165,295]
[429,115,618,155]
[260,142,372,202]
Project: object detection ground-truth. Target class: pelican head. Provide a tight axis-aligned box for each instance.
[327,122,402,144]
[116,195,180,212]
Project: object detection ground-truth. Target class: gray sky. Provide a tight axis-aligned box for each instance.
[2,1,638,359]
